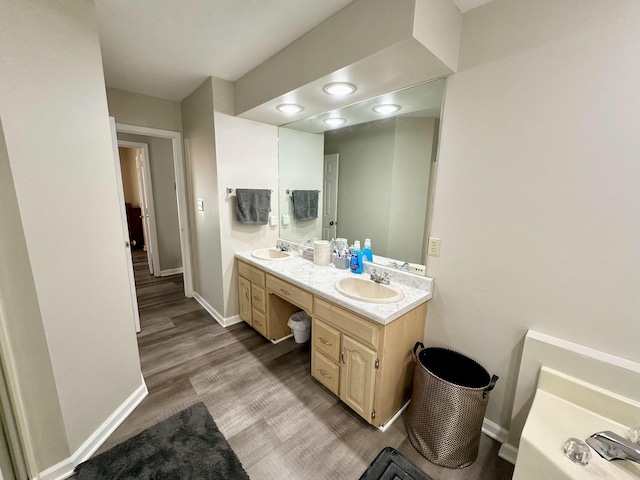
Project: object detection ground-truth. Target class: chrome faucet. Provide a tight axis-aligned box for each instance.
[276,240,290,252]
[370,269,390,285]
[586,431,640,464]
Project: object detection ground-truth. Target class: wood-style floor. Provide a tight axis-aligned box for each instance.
[91,249,514,480]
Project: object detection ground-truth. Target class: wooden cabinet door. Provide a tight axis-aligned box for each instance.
[238,276,252,325]
[340,335,376,423]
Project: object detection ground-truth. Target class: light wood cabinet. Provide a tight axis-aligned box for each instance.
[238,276,252,325]
[237,257,427,427]
[311,296,427,427]
[237,260,307,343]
[340,335,376,420]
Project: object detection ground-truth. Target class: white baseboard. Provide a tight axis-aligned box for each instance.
[38,381,148,480]
[159,267,183,277]
[378,400,410,432]
[498,442,518,465]
[482,417,509,443]
[193,292,242,328]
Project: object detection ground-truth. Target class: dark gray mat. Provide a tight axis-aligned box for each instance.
[359,447,433,480]
[75,402,249,480]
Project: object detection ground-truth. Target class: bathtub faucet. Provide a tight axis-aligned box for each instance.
[586,431,640,464]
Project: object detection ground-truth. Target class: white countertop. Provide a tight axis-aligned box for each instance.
[235,251,432,325]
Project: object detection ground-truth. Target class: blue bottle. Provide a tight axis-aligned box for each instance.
[350,241,363,274]
[362,238,373,262]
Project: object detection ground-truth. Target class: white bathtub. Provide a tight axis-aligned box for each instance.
[513,367,640,480]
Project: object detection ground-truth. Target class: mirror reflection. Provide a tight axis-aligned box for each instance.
[278,79,444,268]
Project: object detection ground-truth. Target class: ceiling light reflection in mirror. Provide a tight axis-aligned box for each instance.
[283,80,444,134]
[276,103,303,114]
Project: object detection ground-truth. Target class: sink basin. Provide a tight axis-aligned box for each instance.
[335,277,404,304]
[251,248,295,260]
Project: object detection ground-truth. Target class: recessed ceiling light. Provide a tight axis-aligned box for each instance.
[323,118,347,127]
[276,104,303,114]
[373,104,401,114]
[323,82,356,96]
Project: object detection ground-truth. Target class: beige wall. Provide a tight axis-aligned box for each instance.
[106,87,182,132]
[118,134,183,271]
[118,147,141,206]
[215,112,279,318]
[0,119,68,473]
[326,119,396,255]
[0,0,143,471]
[325,117,436,263]
[278,128,325,242]
[388,117,435,263]
[181,78,225,313]
[427,0,640,432]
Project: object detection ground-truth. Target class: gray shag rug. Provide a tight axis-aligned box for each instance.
[75,402,249,479]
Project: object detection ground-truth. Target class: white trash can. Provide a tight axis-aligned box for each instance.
[287,311,311,343]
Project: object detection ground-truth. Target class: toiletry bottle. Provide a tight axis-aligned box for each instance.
[363,238,373,262]
[350,241,363,274]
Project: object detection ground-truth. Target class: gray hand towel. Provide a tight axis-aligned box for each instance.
[292,190,318,221]
[236,189,271,225]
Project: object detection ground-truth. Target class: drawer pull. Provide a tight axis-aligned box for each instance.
[253,295,260,301]
[319,337,333,347]
[279,288,290,296]
[318,369,332,379]
[254,319,263,326]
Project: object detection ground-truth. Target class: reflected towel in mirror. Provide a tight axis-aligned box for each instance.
[292,190,318,221]
[235,188,271,225]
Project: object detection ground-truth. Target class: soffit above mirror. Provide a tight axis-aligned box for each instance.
[236,0,461,125]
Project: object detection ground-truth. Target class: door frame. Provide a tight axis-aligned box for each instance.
[117,141,160,276]
[115,123,194,298]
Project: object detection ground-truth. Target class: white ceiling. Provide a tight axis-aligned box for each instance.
[95,0,494,102]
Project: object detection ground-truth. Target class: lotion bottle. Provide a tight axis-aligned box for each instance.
[363,238,373,262]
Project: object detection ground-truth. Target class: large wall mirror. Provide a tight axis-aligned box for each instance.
[278,79,445,268]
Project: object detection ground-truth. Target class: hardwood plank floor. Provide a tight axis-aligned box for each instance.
[87,250,514,479]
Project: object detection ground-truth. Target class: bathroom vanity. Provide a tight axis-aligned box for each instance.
[235,250,432,428]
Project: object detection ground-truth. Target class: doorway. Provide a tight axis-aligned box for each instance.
[117,142,159,276]
[115,124,193,298]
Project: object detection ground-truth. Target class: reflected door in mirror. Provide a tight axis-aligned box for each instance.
[323,154,339,240]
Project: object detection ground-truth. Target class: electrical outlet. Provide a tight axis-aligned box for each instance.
[428,237,440,256]
[408,263,426,276]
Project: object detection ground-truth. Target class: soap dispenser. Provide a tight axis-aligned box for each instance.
[350,241,363,274]
[363,238,373,262]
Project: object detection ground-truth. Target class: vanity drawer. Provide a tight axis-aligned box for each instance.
[313,317,341,363]
[266,275,312,313]
[314,297,379,350]
[312,350,340,396]
[251,285,266,312]
[252,307,267,337]
[238,261,265,287]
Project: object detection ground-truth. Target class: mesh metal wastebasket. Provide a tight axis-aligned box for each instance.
[405,343,498,468]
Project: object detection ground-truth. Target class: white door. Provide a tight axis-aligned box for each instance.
[110,118,141,333]
[135,149,155,274]
[322,154,339,240]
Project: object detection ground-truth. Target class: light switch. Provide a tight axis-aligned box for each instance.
[269,213,278,227]
[197,199,204,212]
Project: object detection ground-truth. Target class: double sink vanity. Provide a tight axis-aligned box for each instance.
[235,246,432,429]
